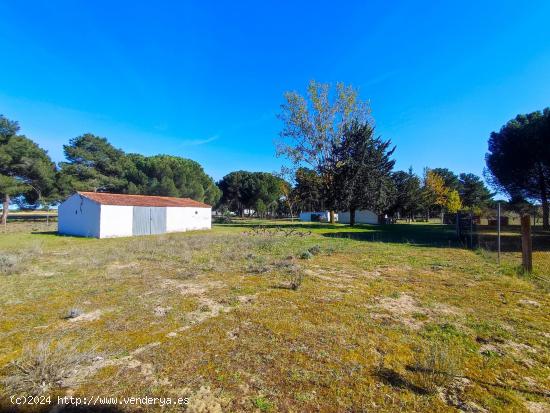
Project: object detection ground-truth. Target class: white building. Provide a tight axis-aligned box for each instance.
[58,192,211,238]
[299,211,338,222]
[338,209,379,224]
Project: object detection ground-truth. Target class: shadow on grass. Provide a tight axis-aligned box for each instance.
[31,231,59,236]
[375,367,429,395]
[321,224,460,248]
[477,230,550,252]
[219,222,340,230]
[7,215,57,222]
[219,221,461,248]
[270,283,297,290]
[405,365,550,398]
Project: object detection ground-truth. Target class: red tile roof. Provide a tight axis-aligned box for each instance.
[78,192,211,208]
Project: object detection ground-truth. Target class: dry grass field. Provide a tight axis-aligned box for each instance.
[0,219,549,412]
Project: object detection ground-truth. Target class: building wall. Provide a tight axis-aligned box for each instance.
[166,207,211,232]
[299,211,338,222]
[58,194,101,237]
[338,209,378,224]
[99,205,134,238]
[59,195,211,238]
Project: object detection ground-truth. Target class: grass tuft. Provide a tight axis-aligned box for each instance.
[407,342,462,394]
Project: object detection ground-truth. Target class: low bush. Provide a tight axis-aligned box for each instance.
[407,342,462,393]
[307,244,322,255]
[289,271,304,290]
[2,339,95,397]
[299,250,313,260]
[246,255,271,274]
[0,254,20,275]
[213,215,232,224]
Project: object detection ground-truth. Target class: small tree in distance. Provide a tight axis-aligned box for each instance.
[446,190,462,214]
[423,169,448,221]
[389,168,422,221]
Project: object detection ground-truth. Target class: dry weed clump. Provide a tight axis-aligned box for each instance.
[407,341,462,394]
[186,386,227,413]
[0,254,21,275]
[2,339,95,397]
[274,258,304,290]
[288,270,305,290]
[0,242,42,275]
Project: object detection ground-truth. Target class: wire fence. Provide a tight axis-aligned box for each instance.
[453,207,548,251]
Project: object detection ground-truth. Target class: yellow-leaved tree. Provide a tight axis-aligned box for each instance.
[446,189,462,213]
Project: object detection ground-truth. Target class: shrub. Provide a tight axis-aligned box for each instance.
[245,255,270,274]
[0,254,20,275]
[2,339,95,396]
[307,245,321,255]
[289,270,304,290]
[299,251,313,260]
[408,342,462,393]
[213,215,232,224]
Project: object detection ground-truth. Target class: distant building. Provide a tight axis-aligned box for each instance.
[299,211,338,222]
[58,192,211,238]
[338,210,379,224]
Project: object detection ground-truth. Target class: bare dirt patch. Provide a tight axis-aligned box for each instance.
[518,299,541,308]
[67,309,102,323]
[371,294,462,330]
[525,401,550,413]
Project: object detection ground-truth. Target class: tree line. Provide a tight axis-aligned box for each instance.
[268,80,495,224]
[2,81,547,228]
[0,116,221,224]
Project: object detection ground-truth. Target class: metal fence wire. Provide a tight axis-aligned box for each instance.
[449,205,550,255]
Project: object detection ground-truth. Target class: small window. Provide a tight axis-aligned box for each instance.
[195,210,198,215]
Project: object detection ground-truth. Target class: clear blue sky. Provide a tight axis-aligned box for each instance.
[1,1,549,181]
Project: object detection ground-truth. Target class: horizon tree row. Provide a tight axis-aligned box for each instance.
[3,99,547,227]
[0,115,221,224]
[274,80,495,224]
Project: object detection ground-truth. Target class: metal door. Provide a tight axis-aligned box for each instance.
[149,207,167,234]
[132,207,151,235]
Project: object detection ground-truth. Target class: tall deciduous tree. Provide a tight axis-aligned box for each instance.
[276,80,370,223]
[423,169,449,219]
[446,189,462,213]
[486,108,550,229]
[332,121,395,225]
[0,115,56,225]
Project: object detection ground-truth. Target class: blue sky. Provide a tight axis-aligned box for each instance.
[1,1,549,182]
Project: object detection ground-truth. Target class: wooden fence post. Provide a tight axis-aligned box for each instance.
[521,215,533,273]
[497,203,501,265]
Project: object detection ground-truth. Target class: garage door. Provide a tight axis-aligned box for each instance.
[149,207,167,234]
[132,207,166,235]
